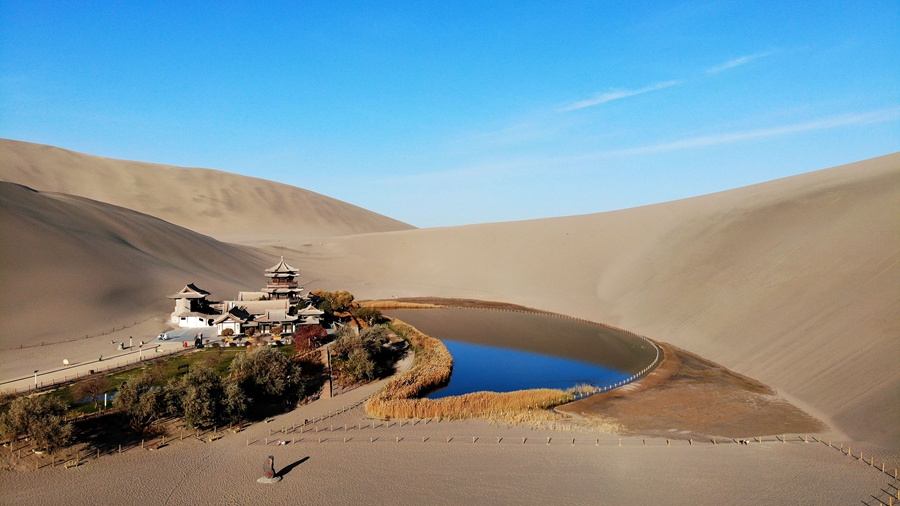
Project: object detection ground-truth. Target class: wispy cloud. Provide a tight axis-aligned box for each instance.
[558,80,680,112]
[603,107,900,157]
[706,50,776,74]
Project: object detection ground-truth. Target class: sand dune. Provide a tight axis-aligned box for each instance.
[0,182,271,348]
[0,139,413,244]
[283,153,899,448]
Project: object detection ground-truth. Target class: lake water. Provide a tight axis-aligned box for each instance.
[386,308,655,398]
[428,340,630,398]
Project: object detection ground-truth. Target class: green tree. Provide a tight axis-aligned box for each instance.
[0,395,73,453]
[116,373,170,432]
[354,306,383,326]
[343,348,376,382]
[312,290,356,314]
[230,346,303,403]
[223,380,249,424]
[178,364,227,429]
[329,325,394,382]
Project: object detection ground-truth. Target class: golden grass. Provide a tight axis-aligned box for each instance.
[360,300,445,309]
[365,318,574,423]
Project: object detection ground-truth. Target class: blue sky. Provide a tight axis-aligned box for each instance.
[1,1,897,227]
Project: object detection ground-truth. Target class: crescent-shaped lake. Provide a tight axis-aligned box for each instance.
[386,307,656,398]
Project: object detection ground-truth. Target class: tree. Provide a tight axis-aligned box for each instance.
[116,373,171,432]
[329,327,362,359]
[178,364,227,429]
[311,290,356,314]
[329,325,394,383]
[343,348,376,382]
[70,375,110,409]
[223,380,249,425]
[354,306,383,326]
[292,325,328,354]
[230,346,303,404]
[0,395,73,453]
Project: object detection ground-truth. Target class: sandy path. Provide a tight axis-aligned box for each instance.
[0,316,181,394]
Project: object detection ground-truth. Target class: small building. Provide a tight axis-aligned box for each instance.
[255,309,298,334]
[213,306,254,335]
[168,284,218,327]
[296,303,325,326]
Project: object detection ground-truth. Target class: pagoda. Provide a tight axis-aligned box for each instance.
[262,256,304,300]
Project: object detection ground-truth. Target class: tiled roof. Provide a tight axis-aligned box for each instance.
[264,256,299,275]
[167,283,211,299]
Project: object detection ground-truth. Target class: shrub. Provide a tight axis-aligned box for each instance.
[221,328,235,337]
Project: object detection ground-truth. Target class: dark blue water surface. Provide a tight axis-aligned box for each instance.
[428,339,630,398]
[386,308,654,399]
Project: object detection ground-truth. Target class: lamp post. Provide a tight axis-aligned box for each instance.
[326,345,333,398]
[139,344,143,361]
[33,370,38,389]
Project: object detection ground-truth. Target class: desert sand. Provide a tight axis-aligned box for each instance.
[1,139,898,503]
[277,153,900,449]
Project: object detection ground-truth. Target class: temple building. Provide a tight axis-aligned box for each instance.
[166,257,319,336]
[168,283,217,327]
[262,256,304,300]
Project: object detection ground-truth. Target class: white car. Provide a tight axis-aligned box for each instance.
[158,333,169,340]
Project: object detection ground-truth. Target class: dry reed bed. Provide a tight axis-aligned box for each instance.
[360,301,445,309]
[366,319,574,422]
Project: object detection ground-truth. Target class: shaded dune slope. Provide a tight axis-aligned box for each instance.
[0,139,413,244]
[292,154,899,448]
[0,182,271,347]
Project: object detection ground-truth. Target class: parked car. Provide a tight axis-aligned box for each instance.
[158,333,169,340]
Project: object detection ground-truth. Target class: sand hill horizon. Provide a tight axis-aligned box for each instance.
[1,138,896,449]
[0,139,413,245]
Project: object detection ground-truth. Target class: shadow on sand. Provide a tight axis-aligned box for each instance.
[278,456,309,478]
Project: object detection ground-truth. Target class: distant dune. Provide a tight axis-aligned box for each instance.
[288,154,899,448]
[0,139,413,244]
[1,139,896,449]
